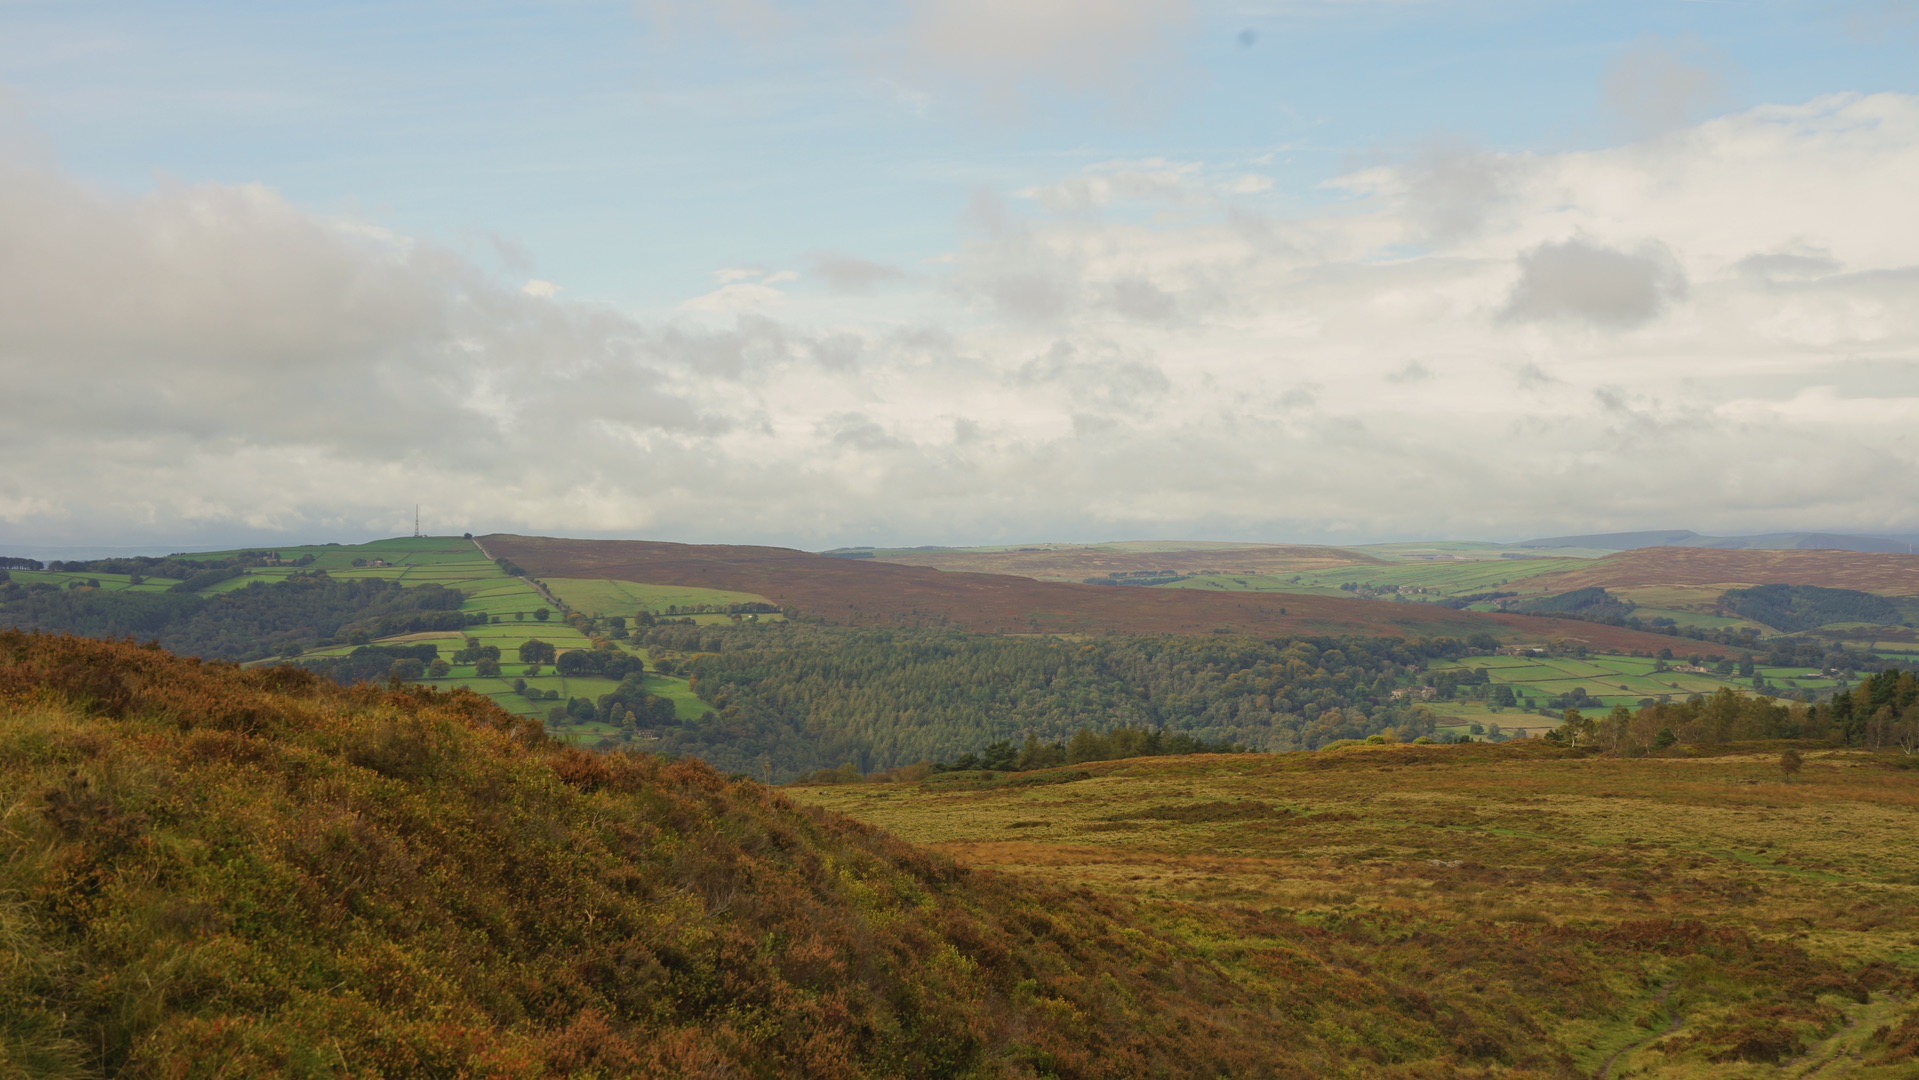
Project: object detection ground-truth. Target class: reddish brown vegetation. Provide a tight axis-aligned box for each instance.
[863,542,1382,580]
[0,630,1353,1077]
[486,534,1714,652]
[1518,546,1919,597]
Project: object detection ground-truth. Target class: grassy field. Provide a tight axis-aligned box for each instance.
[543,576,772,616]
[1155,556,1587,602]
[11,537,724,735]
[1426,654,1845,718]
[2,570,183,592]
[793,745,1919,1077]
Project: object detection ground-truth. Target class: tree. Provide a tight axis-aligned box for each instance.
[1779,747,1803,781]
[518,639,557,664]
[389,658,426,682]
[475,658,502,677]
[427,658,451,678]
[533,608,551,623]
[1895,704,1919,756]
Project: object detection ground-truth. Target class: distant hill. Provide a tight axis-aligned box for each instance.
[1514,547,1919,599]
[485,534,1723,654]
[0,630,1302,1076]
[1519,529,1917,554]
[831,540,1382,581]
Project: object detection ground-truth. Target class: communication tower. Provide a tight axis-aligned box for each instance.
[413,505,422,539]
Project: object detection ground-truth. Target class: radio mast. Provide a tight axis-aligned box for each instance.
[413,505,422,539]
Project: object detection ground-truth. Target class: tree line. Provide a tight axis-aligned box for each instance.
[1547,668,1919,755]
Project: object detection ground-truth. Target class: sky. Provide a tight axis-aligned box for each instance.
[2,0,1918,551]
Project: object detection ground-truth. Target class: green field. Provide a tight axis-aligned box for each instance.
[1426,653,1846,721]
[40,537,734,733]
[3,570,182,593]
[543,577,774,617]
[1153,556,1588,602]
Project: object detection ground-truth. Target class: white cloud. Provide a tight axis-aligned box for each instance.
[521,279,562,298]
[638,0,1200,116]
[5,93,1919,547]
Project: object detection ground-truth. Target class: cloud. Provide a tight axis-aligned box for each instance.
[898,0,1196,112]
[1604,35,1731,139]
[8,93,1919,548]
[1399,139,1518,243]
[1105,278,1178,321]
[810,253,908,293]
[638,0,1199,117]
[1500,238,1688,330]
[521,279,562,298]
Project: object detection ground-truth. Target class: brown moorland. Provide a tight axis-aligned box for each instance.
[484,535,1729,654]
[853,541,1382,581]
[1510,547,1919,599]
[795,744,1919,1077]
[0,630,1366,1077]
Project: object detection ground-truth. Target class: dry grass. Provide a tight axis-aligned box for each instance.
[795,745,1919,1077]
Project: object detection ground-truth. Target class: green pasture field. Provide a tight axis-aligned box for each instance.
[1154,556,1586,602]
[1428,653,1845,717]
[3,570,182,593]
[418,668,710,723]
[543,577,773,617]
[1422,701,1558,738]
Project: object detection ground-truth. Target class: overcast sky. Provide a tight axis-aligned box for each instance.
[2,1,1918,551]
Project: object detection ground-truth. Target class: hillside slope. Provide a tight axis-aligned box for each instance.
[1514,547,1919,598]
[797,746,1919,1077]
[0,631,1306,1078]
[843,542,1382,580]
[486,535,1718,653]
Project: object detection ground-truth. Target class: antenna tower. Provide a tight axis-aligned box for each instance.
[413,505,422,539]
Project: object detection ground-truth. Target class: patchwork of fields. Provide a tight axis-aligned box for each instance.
[1426,653,1844,728]
[7,537,726,740]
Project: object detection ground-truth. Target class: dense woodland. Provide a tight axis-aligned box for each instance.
[1720,583,1907,633]
[0,573,475,662]
[637,623,1467,778]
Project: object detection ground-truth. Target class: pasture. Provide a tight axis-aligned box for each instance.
[2,570,181,593]
[543,576,773,617]
[1156,556,1586,601]
[1427,653,1845,720]
[793,745,1919,1076]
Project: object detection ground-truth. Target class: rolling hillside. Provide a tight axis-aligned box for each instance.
[0,630,1307,1077]
[795,745,1919,1077]
[1510,548,1919,599]
[835,541,1382,581]
[485,535,1720,653]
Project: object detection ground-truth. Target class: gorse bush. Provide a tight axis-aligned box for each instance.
[0,630,1304,1078]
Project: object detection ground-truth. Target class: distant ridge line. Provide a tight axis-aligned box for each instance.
[1517,530,1918,555]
